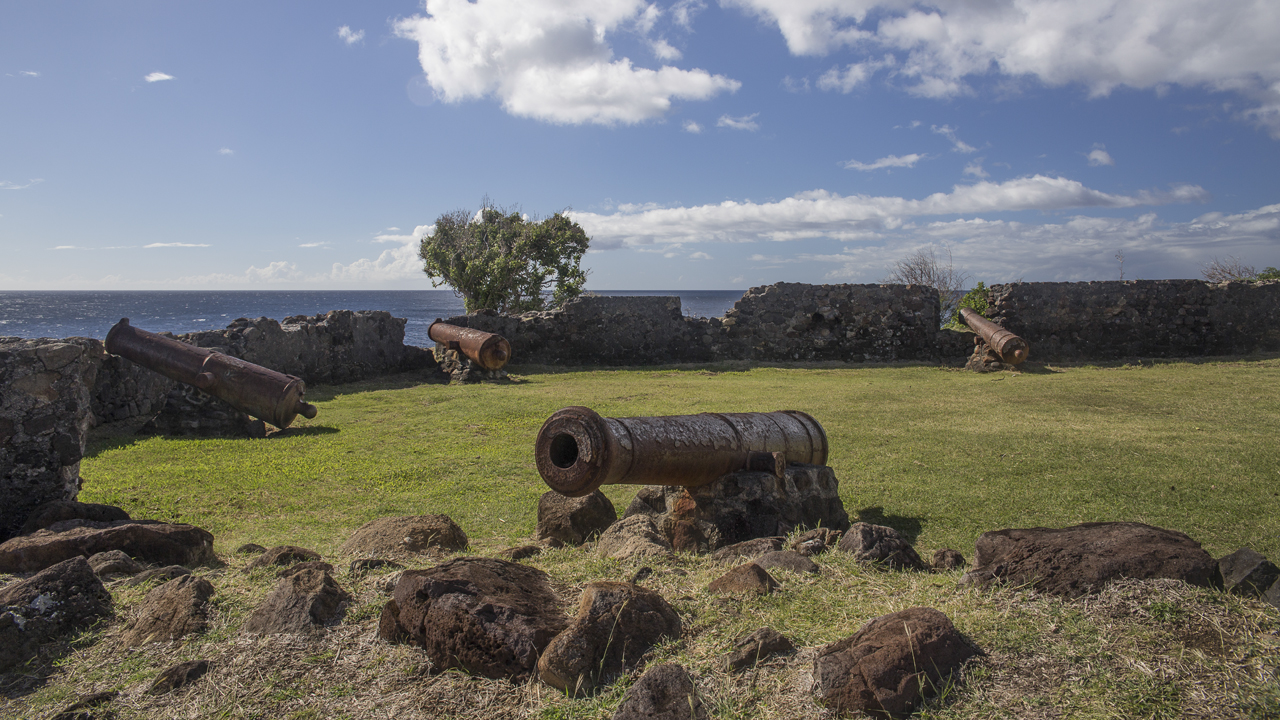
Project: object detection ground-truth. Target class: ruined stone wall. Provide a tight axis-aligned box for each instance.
[0,338,100,541]
[986,280,1280,361]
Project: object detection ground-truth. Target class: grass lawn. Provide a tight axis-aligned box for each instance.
[3,357,1277,719]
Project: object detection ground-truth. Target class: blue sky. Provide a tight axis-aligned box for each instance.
[3,0,1279,291]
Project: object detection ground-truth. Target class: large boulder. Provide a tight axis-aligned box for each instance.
[536,490,616,546]
[379,557,567,680]
[836,522,927,571]
[0,556,113,672]
[1217,548,1280,598]
[121,574,216,647]
[18,500,130,536]
[242,567,351,635]
[0,520,216,574]
[538,581,682,696]
[596,515,673,561]
[959,522,1221,597]
[813,607,977,718]
[1,338,101,542]
[338,515,468,556]
[611,663,709,720]
[244,545,320,571]
[624,465,851,550]
[707,563,778,595]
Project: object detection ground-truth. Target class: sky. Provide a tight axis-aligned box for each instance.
[2,0,1279,291]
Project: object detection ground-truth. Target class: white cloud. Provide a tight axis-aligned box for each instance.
[671,0,705,29]
[298,242,328,248]
[963,159,988,178]
[143,242,210,248]
[568,175,1209,246]
[843,153,924,171]
[717,112,759,130]
[651,38,681,61]
[53,246,78,250]
[325,225,431,283]
[683,119,702,133]
[817,55,894,93]
[724,0,1280,136]
[19,70,39,77]
[338,26,365,45]
[144,72,173,83]
[394,0,739,125]
[218,147,234,155]
[932,124,977,153]
[1,179,43,190]
[690,251,712,259]
[1087,144,1116,166]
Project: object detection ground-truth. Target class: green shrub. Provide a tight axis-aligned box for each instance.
[944,281,990,329]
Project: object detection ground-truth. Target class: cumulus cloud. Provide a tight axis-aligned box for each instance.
[143,242,209,248]
[683,119,702,133]
[394,0,739,125]
[325,225,432,283]
[651,38,681,61]
[963,159,988,178]
[1088,144,1116,166]
[568,175,1209,246]
[338,26,365,45]
[817,55,895,93]
[717,112,759,130]
[843,153,924,171]
[723,0,1280,136]
[144,72,173,82]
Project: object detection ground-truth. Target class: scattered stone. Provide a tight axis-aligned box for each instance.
[278,561,334,578]
[380,557,568,680]
[121,575,215,647]
[814,607,977,718]
[1265,580,1280,611]
[499,544,543,561]
[708,563,778,595]
[50,691,117,720]
[959,522,1221,597]
[536,490,617,546]
[755,550,819,575]
[0,520,217,574]
[623,465,851,550]
[628,566,654,585]
[538,581,682,696]
[338,515,468,556]
[791,527,841,556]
[242,567,351,635]
[1218,548,1280,598]
[88,549,142,577]
[19,501,130,537]
[148,659,211,695]
[836,522,927,571]
[667,519,709,554]
[121,565,191,587]
[611,663,709,720]
[724,627,796,672]
[349,558,402,574]
[711,537,783,563]
[0,557,112,672]
[596,515,673,561]
[932,548,966,571]
[965,339,1016,373]
[245,545,321,571]
[236,543,267,555]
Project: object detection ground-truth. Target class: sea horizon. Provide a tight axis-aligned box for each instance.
[0,289,747,347]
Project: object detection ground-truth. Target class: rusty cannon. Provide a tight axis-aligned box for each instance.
[427,320,512,371]
[958,307,1030,365]
[105,318,318,430]
[535,406,829,497]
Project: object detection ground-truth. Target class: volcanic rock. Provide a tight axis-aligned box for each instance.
[836,523,927,571]
[338,515,468,556]
[612,663,709,720]
[536,490,617,546]
[724,627,796,672]
[0,557,112,672]
[121,574,215,647]
[0,520,216,574]
[242,567,350,634]
[708,563,779,595]
[596,514,673,561]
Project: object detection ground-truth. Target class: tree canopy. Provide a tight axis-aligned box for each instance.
[418,200,590,314]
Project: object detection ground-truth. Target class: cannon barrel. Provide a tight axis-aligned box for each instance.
[105,318,318,430]
[958,307,1030,365]
[427,320,512,371]
[535,406,828,497]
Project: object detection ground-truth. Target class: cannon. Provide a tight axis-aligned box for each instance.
[535,406,828,497]
[427,320,512,371]
[105,318,318,430]
[958,307,1030,365]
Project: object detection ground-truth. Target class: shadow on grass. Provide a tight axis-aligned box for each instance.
[268,425,340,438]
[856,505,925,544]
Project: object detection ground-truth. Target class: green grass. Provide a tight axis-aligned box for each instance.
[80,358,1280,560]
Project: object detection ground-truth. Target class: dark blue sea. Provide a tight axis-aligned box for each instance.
[0,290,745,347]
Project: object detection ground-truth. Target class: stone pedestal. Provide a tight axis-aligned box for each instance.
[964,339,1017,372]
[138,384,266,438]
[623,464,851,553]
[432,346,507,383]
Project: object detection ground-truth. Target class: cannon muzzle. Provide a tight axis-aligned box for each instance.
[105,318,318,430]
[427,321,512,371]
[958,307,1030,365]
[535,406,828,497]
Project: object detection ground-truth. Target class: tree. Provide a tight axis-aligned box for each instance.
[1201,256,1257,282]
[884,246,969,326]
[419,200,590,314]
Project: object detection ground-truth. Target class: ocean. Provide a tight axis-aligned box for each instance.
[0,290,746,347]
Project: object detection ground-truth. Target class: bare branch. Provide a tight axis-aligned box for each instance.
[1201,256,1257,282]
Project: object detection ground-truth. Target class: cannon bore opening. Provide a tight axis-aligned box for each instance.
[549,433,579,469]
